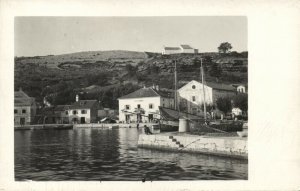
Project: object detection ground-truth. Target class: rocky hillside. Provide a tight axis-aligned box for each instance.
[15,50,248,108]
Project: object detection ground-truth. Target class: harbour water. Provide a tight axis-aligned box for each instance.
[15,128,248,181]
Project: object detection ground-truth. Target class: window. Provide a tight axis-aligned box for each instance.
[14,109,17,114]
[192,96,196,102]
[149,104,153,109]
[22,109,26,114]
[73,110,77,115]
[125,105,130,110]
[81,110,87,114]
[163,103,165,107]
[137,104,141,109]
[192,85,196,89]
[65,111,68,115]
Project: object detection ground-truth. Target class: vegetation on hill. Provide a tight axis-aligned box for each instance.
[15,50,248,109]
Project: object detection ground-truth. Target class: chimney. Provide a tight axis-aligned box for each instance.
[156,85,159,91]
[76,94,79,102]
[152,84,155,89]
[143,85,146,88]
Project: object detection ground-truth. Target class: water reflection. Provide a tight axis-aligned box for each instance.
[15,128,247,181]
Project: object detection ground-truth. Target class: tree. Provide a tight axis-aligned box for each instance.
[232,94,248,112]
[216,97,232,114]
[218,42,233,54]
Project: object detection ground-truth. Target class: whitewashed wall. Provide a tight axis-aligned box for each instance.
[177,80,213,114]
[119,97,162,122]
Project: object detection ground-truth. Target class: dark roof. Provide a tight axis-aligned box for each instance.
[206,81,236,91]
[54,105,70,111]
[118,87,174,99]
[14,90,35,106]
[119,87,159,99]
[180,80,236,92]
[164,47,181,50]
[69,100,99,109]
[159,107,203,121]
[180,44,193,49]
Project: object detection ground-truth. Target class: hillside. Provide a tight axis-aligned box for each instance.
[15,50,248,108]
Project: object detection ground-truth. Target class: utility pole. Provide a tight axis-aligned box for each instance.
[174,60,178,111]
[200,58,207,122]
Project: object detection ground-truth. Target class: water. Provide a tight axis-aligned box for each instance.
[15,128,248,181]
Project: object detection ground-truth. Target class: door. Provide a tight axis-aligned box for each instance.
[80,117,86,124]
[148,114,153,122]
[20,118,25,125]
[125,115,130,123]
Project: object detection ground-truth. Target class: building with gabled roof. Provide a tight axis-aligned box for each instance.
[177,80,236,115]
[14,89,37,125]
[118,86,174,123]
[162,44,198,55]
[67,96,100,124]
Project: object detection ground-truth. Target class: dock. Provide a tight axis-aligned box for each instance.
[138,133,248,159]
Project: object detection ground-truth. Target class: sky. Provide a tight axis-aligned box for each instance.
[15,17,247,57]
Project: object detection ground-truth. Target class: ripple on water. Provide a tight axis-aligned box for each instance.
[14,128,248,180]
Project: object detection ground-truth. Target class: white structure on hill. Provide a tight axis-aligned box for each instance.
[162,45,198,55]
[177,80,236,115]
[118,86,174,123]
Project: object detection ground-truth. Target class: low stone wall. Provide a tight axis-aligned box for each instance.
[138,134,248,159]
[14,124,73,130]
[73,123,119,129]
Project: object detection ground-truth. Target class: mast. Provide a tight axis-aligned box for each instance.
[200,58,207,122]
[174,60,178,111]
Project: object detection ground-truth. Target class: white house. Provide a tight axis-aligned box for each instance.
[162,46,181,55]
[68,95,100,124]
[118,86,174,123]
[180,44,196,54]
[237,85,246,93]
[177,80,236,115]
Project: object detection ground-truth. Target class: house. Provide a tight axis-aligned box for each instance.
[177,80,236,115]
[14,89,37,125]
[162,46,181,55]
[231,84,247,93]
[118,86,174,123]
[162,44,198,55]
[180,44,197,54]
[68,95,100,124]
[54,105,70,124]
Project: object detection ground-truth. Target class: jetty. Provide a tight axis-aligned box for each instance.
[138,133,248,159]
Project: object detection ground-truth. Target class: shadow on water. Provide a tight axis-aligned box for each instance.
[14,128,248,181]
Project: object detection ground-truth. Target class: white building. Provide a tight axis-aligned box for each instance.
[177,80,236,115]
[68,96,100,124]
[162,46,181,55]
[237,85,246,93]
[162,44,198,55]
[180,44,196,54]
[118,86,174,123]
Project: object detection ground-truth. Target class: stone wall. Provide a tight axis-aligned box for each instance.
[138,134,247,159]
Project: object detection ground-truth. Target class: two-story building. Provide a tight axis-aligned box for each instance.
[68,95,100,124]
[118,86,174,123]
[177,80,236,115]
[14,89,36,125]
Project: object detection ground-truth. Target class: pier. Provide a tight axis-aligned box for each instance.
[138,133,248,159]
